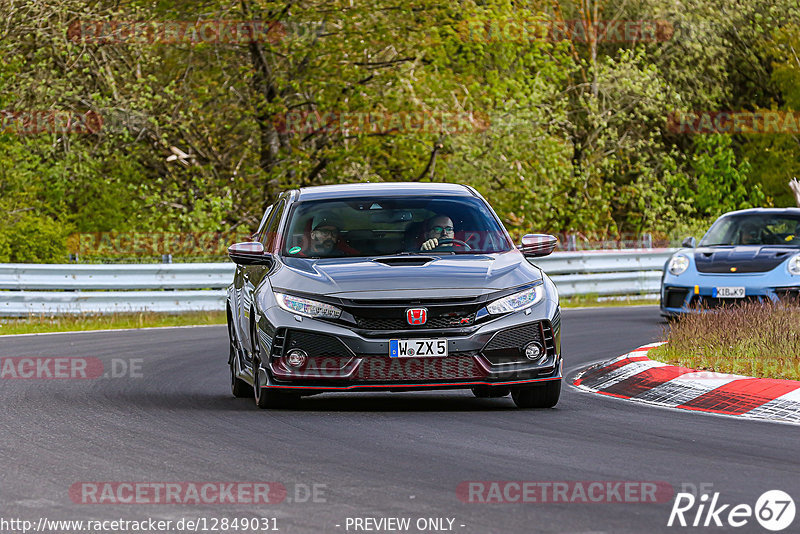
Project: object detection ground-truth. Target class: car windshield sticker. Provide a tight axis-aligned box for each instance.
[288,246,301,254]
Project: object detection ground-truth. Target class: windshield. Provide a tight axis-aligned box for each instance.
[280,195,513,258]
[699,213,800,247]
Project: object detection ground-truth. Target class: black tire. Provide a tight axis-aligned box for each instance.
[471,386,511,398]
[231,363,253,398]
[255,386,300,409]
[250,321,299,409]
[253,361,299,409]
[511,380,561,409]
[229,320,252,398]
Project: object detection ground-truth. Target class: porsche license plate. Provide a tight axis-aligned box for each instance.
[714,286,745,298]
[389,339,448,358]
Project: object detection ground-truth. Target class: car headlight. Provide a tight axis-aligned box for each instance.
[487,285,543,315]
[668,254,690,275]
[274,292,342,319]
[789,254,800,275]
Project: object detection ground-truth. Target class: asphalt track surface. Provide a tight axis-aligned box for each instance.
[1,306,798,534]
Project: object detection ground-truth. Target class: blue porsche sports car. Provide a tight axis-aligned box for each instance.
[661,208,800,316]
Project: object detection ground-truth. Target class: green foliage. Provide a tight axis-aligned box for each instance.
[0,215,71,263]
[686,134,762,218]
[739,22,800,208]
[1,0,800,261]
[0,233,10,262]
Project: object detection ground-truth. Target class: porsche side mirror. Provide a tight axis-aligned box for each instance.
[519,234,558,257]
[228,242,273,266]
[681,236,697,248]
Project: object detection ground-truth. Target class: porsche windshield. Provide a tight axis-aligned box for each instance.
[700,213,800,247]
[281,195,514,258]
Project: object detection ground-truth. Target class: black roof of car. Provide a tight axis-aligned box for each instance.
[295,182,475,201]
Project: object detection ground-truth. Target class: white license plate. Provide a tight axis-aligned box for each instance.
[714,286,745,298]
[389,339,448,358]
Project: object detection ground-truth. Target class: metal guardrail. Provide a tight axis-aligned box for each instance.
[0,290,227,316]
[0,249,675,315]
[0,263,234,316]
[0,263,233,290]
[532,249,674,297]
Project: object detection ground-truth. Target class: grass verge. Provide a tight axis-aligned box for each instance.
[649,301,800,380]
[560,294,660,308]
[0,311,226,336]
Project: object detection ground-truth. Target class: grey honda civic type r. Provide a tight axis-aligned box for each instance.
[226,182,562,409]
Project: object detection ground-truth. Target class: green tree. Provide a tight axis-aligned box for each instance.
[687,134,762,218]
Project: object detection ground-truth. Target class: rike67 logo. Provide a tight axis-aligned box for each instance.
[668,490,795,531]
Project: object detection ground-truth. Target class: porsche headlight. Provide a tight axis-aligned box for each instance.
[789,254,800,275]
[668,254,690,276]
[274,292,342,319]
[487,286,543,315]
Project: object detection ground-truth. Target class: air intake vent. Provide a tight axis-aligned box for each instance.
[372,256,435,266]
[482,323,545,365]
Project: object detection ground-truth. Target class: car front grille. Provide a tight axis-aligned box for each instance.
[689,295,762,309]
[271,329,485,381]
[355,313,477,330]
[341,297,485,332]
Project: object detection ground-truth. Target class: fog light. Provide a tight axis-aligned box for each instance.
[286,349,308,368]
[524,342,544,361]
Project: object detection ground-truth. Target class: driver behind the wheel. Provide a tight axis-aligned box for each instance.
[300,212,347,257]
[739,222,761,245]
[421,215,455,251]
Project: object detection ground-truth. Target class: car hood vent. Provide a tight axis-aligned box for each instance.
[372,256,436,266]
[694,246,797,273]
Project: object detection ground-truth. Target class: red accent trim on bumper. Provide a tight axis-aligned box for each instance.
[261,376,561,391]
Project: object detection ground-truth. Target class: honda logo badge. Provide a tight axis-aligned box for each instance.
[406,308,427,325]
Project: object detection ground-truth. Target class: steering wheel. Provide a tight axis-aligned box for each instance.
[431,238,471,250]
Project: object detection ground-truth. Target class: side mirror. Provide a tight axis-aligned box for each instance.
[228,242,273,266]
[519,234,558,257]
[681,236,697,248]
